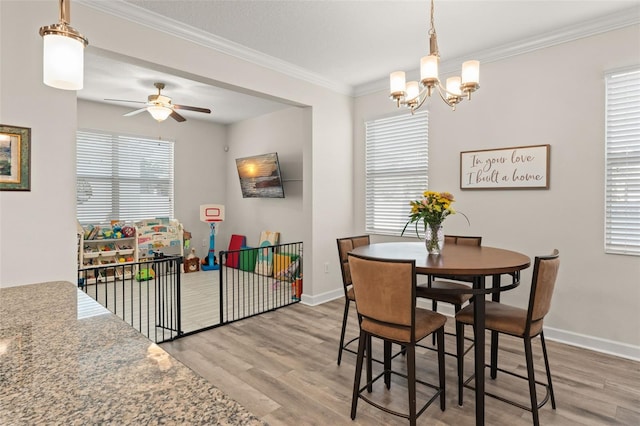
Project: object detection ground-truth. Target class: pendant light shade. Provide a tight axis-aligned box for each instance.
[39,0,88,90]
[42,33,85,90]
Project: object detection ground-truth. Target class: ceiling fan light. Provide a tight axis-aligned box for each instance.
[147,105,172,122]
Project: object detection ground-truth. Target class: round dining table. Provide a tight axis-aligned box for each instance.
[350,242,531,426]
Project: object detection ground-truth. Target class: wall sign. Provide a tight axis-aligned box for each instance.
[460,144,550,190]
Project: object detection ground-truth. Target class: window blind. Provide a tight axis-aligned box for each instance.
[365,112,428,236]
[76,130,175,225]
[605,67,640,256]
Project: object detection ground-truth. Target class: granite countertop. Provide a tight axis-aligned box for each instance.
[0,281,264,425]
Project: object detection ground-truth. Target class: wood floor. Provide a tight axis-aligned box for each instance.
[161,298,640,426]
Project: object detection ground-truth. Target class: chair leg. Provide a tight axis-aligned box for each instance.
[490,330,499,379]
[351,331,367,420]
[432,299,438,346]
[524,336,540,426]
[437,327,446,411]
[456,321,465,406]
[407,344,417,426]
[540,331,556,409]
[384,340,392,389]
[337,299,350,365]
[366,334,373,393]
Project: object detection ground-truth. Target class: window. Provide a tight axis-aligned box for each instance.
[365,111,428,236]
[76,130,175,225]
[605,67,640,255]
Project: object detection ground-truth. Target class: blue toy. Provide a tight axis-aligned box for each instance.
[201,222,220,271]
[200,204,225,271]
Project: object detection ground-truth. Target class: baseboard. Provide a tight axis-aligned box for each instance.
[299,288,343,306]
[414,303,640,361]
[543,326,640,362]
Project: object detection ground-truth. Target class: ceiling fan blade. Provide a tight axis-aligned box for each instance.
[105,98,147,105]
[123,108,148,117]
[173,104,211,114]
[170,110,186,122]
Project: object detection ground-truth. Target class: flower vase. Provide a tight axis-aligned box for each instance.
[425,223,444,255]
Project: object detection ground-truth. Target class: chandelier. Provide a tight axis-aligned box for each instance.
[389,0,479,112]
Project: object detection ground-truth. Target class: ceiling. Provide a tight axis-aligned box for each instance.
[78,0,640,124]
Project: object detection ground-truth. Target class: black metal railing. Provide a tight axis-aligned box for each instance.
[77,242,303,342]
[78,256,182,343]
[218,241,303,325]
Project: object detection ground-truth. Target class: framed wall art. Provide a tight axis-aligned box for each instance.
[460,144,550,190]
[0,124,31,191]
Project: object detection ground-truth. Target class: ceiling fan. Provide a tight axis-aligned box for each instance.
[105,82,211,122]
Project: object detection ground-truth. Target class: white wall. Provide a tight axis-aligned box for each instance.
[223,107,308,249]
[354,25,640,357]
[0,2,354,300]
[0,2,78,287]
[77,100,227,254]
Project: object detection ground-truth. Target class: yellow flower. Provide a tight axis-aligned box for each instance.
[401,190,468,237]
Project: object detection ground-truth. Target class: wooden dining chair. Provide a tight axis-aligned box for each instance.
[336,235,370,365]
[416,235,481,354]
[348,252,446,426]
[455,249,560,426]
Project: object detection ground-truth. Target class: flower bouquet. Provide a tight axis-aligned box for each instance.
[401,191,468,254]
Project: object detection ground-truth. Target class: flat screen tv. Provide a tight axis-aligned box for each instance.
[235,152,285,198]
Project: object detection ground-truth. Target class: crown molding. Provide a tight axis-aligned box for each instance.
[354,6,640,97]
[77,0,354,96]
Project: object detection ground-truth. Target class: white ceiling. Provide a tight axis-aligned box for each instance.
[78,0,640,124]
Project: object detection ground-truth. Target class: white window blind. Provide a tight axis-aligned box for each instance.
[365,111,428,236]
[605,67,640,256]
[77,130,175,225]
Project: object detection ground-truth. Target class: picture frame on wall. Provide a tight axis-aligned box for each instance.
[0,124,31,191]
[460,144,550,190]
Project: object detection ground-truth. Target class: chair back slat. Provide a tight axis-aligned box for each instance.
[337,235,370,288]
[528,249,560,323]
[348,254,415,328]
[444,235,482,246]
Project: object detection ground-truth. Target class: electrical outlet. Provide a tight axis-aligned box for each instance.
[324,262,329,273]
[202,238,207,247]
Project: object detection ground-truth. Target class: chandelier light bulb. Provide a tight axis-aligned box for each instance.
[420,55,439,83]
[461,60,480,85]
[446,76,462,96]
[390,71,407,96]
[406,81,420,102]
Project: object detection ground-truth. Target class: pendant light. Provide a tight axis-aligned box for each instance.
[39,0,89,90]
